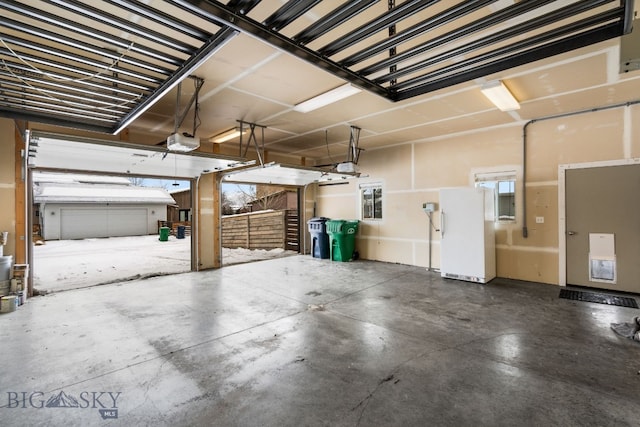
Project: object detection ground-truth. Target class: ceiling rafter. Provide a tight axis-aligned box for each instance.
[376,1,618,86]
[180,0,632,102]
[0,0,238,134]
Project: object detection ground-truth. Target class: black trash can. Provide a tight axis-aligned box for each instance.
[307,217,330,259]
[176,225,186,239]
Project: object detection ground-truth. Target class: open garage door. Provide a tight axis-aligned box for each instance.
[26,131,254,293]
[29,131,251,178]
[221,163,359,265]
[222,162,358,186]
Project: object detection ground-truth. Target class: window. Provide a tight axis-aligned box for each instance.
[475,173,516,221]
[179,209,191,222]
[361,183,382,220]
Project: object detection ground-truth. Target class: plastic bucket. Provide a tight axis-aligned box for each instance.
[0,295,17,313]
[0,256,12,281]
[0,280,10,296]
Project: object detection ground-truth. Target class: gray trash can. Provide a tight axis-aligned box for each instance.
[307,217,330,259]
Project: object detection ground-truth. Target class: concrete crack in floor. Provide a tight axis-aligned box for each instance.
[34,271,189,294]
[352,373,398,426]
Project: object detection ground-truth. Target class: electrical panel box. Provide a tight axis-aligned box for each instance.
[422,202,436,213]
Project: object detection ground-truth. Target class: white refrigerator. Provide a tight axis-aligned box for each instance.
[439,187,496,283]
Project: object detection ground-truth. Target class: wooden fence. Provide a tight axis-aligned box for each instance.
[284,209,299,251]
[222,209,299,251]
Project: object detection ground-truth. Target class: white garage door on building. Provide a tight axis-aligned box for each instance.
[60,207,148,240]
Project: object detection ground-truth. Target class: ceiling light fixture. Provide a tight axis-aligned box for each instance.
[211,128,247,143]
[293,83,362,113]
[480,80,520,111]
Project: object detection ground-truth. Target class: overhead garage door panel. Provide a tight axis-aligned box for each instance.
[60,207,148,240]
[61,209,109,240]
[108,209,148,238]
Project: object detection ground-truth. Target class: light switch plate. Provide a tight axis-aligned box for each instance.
[536,216,544,224]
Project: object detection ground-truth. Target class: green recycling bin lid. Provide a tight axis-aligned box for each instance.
[326,220,346,234]
[326,219,359,234]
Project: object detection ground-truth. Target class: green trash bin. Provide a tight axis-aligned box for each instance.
[159,226,170,242]
[326,220,359,262]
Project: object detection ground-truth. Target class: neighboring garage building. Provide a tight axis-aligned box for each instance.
[33,173,175,240]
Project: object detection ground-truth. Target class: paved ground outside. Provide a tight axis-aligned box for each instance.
[33,235,296,293]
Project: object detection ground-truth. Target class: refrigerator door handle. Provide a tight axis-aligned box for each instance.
[440,210,445,237]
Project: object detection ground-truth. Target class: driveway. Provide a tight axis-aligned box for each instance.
[33,235,297,293]
[33,235,191,292]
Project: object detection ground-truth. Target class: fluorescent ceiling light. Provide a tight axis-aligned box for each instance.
[211,128,247,143]
[294,83,362,113]
[480,80,520,111]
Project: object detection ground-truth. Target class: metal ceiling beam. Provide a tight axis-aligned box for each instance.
[0,77,137,109]
[44,0,199,53]
[377,0,611,85]
[0,33,164,84]
[103,0,212,42]
[263,0,322,32]
[0,51,152,93]
[0,93,125,120]
[394,8,623,91]
[0,0,183,66]
[0,0,241,135]
[0,58,149,97]
[0,16,173,76]
[0,87,128,115]
[170,0,390,99]
[396,21,625,100]
[226,0,262,14]
[318,0,441,58]
[340,0,496,68]
[294,0,380,45]
[113,26,239,134]
[0,109,115,134]
[0,102,118,124]
[0,69,142,104]
[359,0,560,76]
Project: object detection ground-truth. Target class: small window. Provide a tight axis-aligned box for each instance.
[361,183,382,220]
[475,173,516,221]
[179,209,191,222]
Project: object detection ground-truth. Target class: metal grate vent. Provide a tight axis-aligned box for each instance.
[559,289,638,309]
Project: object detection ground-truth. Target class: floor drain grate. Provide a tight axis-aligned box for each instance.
[559,289,638,309]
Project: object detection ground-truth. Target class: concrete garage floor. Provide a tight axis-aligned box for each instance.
[1,256,639,426]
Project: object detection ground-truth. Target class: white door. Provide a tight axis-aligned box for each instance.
[60,207,148,239]
[440,188,486,279]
